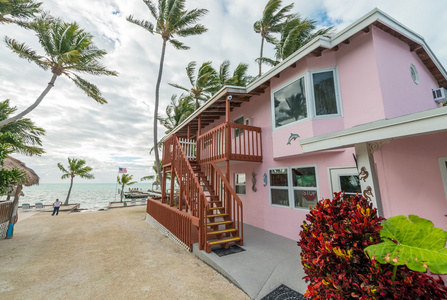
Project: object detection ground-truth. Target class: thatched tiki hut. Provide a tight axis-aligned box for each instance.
[0,156,39,239]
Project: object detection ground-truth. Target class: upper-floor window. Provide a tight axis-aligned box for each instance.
[271,67,341,130]
[234,116,244,138]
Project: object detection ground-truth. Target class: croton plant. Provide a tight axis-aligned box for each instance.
[298,193,447,299]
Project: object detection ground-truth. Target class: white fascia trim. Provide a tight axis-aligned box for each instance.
[300,106,447,153]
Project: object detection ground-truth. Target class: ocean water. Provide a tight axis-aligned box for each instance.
[15,182,157,210]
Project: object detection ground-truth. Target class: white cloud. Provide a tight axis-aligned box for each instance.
[1,0,446,182]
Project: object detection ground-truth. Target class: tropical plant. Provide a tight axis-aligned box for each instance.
[158,94,194,133]
[0,15,117,128]
[57,158,95,205]
[274,14,332,61]
[0,134,26,195]
[299,193,447,299]
[365,215,447,279]
[213,60,253,92]
[117,173,137,202]
[169,61,217,109]
[0,0,41,25]
[0,99,45,156]
[254,0,293,76]
[141,161,164,183]
[127,0,208,183]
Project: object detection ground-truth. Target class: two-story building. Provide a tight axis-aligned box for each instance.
[146,8,447,253]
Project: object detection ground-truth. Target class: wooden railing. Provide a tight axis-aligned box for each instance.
[162,137,197,166]
[147,198,195,250]
[201,163,243,243]
[162,135,209,250]
[196,122,262,164]
[0,201,13,223]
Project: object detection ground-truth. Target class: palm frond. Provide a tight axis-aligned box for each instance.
[70,75,107,104]
[169,38,188,50]
[4,36,47,69]
[175,24,207,38]
[126,15,155,33]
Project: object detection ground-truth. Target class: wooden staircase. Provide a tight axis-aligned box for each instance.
[190,162,243,253]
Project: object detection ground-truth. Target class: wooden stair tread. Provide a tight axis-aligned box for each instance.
[207,213,227,218]
[208,237,242,246]
[207,228,237,235]
[208,206,224,210]
[207,220,232,226]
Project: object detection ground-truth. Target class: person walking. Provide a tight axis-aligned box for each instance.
[52,199,62,216]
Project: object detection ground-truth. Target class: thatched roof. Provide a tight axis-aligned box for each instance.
[1,156,40,186]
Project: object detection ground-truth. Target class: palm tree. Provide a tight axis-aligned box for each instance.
[158,94,194,133]
[0,15,117,128]
[117,174,137,202]
[169,61,217,109]
[274,15,333,61]
[216,60,253,88]
[57,158,95,205]
[0,99,45,156]
[127,0,208,183]
[254,0,293,76]
[0,0,41,25]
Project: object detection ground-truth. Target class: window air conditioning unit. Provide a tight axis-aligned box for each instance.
[432,88,447,104]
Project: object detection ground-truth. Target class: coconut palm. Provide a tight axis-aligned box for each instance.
[127,0,208,183]
[169,61,217,109]
[117,173,137,202]
[274,15,333,61]
[254,0,293,76]
[58,158,95,205]
[0,0,41,25]
[158,94,194,133]
[0,15,117,128]
[0,99,45,156]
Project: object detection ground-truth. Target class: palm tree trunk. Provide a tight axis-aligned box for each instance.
[120,183,124,202]
[258,36,265,76]
[153,39,167,186]
[0,74,58,127]
[64,176,74,206]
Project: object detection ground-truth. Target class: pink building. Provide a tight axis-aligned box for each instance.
[147,8,447,253]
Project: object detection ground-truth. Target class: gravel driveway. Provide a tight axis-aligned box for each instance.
[0,206,249,300]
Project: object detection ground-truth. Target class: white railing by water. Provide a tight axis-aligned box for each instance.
[179,138,196,160]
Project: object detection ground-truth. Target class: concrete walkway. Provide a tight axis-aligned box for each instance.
[193,224,308,299]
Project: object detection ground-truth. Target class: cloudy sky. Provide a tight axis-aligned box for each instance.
[1,0,446,183]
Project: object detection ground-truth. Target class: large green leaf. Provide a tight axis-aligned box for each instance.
[364,215,447,274]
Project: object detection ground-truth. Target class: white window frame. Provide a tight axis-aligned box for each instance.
[268,167,290,208]
[309,67,342,119]
[271,73,309,130]
[234,172,246,195]
[270,66,342,130]
[439,157,447,200]
[269,165,319,210]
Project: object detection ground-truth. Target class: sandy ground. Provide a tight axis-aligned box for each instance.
[0,206,249,300]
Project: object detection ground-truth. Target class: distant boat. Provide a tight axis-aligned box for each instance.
[124,190,150,199]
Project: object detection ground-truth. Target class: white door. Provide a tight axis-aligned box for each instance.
[329,167,361,198]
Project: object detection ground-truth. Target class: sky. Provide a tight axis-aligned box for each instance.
[1,0,447,183]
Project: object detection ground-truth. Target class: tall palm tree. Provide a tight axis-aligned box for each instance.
[0,99,45,156]
[254,0,293,76]
[169,61,217,109]
[127,0,208,183]
[58,158,95,205]
[117,173,137,202]
[0,0,41,25]
[158,94,194,133]
[0,15,117,128]
[209,60,253,94]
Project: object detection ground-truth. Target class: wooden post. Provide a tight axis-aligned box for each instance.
[187,124,190,140]
[197,115,202,163]
[170,171,175,207]
[225,96,231,216]
[161,169,167,204]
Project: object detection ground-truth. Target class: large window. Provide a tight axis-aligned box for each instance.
[312,70,339,116]
[234,173,246,195]
[273,77,307,128]
[269,166,319,209]
[271,67,341,129]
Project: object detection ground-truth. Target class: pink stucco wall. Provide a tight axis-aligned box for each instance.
[372,27,440,118]
[375,132,447,231]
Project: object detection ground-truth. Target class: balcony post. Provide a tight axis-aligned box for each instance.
[197,115,201,163]
[225,95,231,216]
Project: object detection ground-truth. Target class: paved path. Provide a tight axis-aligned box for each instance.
[0,206,249,300]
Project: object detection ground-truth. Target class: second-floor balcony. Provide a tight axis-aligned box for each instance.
[162,121,263,166]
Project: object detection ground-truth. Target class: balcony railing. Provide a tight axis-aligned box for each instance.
[196,122,262,164]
